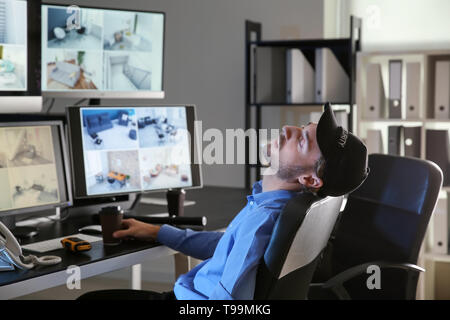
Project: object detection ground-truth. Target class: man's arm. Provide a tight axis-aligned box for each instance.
[157,224,223,261]
[113,218,223,260]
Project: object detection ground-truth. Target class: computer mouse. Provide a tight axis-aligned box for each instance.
[78,225,102,236]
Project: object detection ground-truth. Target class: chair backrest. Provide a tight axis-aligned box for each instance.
[329,154,443,299]
[254,193,344,300]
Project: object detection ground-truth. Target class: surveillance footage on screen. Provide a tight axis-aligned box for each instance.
[0,126,61,212]
[80,107,193,196]
[41,4,164,92]
[0,0,27,91]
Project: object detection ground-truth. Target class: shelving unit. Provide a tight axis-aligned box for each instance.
[356,50,450,300]
[244,16,362,189]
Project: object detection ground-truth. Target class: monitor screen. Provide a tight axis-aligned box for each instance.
[67,106,202,199]
[41,4,165,98]
[0,0,27,92]
[0,121,72,218]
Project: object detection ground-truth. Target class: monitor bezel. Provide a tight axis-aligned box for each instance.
[0,120,73,219]
[66,105,203,199]
[40,2,166,99]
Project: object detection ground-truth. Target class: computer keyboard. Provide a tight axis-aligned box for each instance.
[22,234,102,253]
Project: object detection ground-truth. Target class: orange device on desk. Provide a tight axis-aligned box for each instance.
[61,237,92,252]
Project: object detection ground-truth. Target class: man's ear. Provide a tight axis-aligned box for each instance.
[298,173,323,190]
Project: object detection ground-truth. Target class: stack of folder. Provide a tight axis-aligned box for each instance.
[285,48,349,104]
[364,59,423,120]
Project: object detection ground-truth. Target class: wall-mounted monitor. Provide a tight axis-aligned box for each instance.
[66,105,202,199]
[0,0,42,113]
[41,3,165,99]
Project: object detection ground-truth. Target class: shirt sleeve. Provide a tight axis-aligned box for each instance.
[208,209,277,300]
[157,224,224,261]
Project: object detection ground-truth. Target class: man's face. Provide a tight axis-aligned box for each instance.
[269,123,322,183]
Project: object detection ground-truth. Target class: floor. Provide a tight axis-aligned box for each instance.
[14,276,174,300]
[83,120,139,151]
[14,257,176,300]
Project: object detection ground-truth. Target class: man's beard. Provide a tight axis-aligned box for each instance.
[276,159,313,181]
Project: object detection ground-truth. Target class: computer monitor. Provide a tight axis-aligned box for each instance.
[0,120,73,236]
[41,3,165,99]
[66,105,202,199]
[0,0,42,113]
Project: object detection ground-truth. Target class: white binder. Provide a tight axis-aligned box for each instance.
[286,49,315,103]
[434,60,450,119]
[315,48,349,103]
[405,62,421,119]
[366,129,383,154]
[365,63,385,119]
[430,197,448,254]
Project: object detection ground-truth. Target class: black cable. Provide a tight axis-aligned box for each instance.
[45,98,56,114]
[74,98,88,106]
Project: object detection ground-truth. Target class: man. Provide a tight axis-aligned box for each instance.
[79,103,369,300]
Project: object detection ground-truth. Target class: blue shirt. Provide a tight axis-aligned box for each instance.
[156,180,298,300]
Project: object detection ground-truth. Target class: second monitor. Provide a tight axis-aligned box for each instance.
[66,105,202,199]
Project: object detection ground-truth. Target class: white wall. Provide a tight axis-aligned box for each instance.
[339,0,450,51]
[45,0,324,188]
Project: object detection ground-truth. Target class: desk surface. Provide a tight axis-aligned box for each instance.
[0,186,249,296]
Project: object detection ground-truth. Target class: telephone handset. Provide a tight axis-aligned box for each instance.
[0,221,61,270]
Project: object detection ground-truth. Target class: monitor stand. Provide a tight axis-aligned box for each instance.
[166,188,186,216]
[0,216,38,240]
[127,189,186,216]
[89,98,101,106]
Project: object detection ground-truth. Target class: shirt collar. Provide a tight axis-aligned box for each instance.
[248,180,298,206]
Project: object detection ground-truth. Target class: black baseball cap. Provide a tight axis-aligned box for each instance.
[316,103,370,197]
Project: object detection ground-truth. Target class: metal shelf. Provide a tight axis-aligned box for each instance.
[250,102,350,107]
[251,38,351,49]
[244,16,362,188]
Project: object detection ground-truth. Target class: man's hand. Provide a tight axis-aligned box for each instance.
[113,218,161,242]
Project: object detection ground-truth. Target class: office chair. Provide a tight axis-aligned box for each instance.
[253,193,344,300]
[309,154,443,300]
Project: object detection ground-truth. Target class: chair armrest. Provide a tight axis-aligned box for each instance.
[312,261,424,300]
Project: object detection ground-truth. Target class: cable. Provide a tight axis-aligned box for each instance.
[45,98,56,115]
[74,98,88,106]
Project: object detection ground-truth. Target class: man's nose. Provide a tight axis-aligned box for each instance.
[282,125,299,140]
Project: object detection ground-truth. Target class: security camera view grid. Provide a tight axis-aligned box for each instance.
[0,0,27,91]
[42,5,164,92]
[0,126,60,212]
[81,107,193,196]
